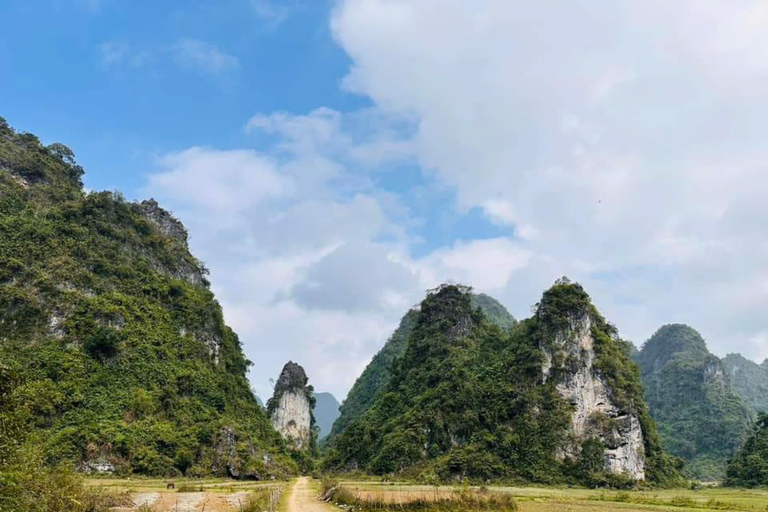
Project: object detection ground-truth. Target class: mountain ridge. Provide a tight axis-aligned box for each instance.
[327,292,516,441]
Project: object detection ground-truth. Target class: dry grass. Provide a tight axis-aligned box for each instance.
[334,480,768,512]
[321,478,517,511]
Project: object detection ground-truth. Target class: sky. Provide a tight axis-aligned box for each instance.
[4,0,768,400]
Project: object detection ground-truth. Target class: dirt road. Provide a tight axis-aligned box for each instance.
[287,477,333,512]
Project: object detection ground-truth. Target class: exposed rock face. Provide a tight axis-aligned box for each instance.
[542,313,646,480]
[140,199,188,244]
[268,362,314,450]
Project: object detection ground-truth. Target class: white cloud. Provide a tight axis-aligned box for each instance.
[144,110,424,398]
[148,147,289,213]
[173,39,240,76]
[99,41,151,68]
[330,0,768,360]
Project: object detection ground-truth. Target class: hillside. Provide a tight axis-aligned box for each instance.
[324,281,680,485]
[0,117,294,478]
[315,392,340,440]
[722,354,768,414]
[725,414,768,487]
[327,294,515,441]
[635,325,753,479]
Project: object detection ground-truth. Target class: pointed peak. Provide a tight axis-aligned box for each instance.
[536,278,597,331]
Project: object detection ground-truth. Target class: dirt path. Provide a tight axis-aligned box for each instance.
[287,477,334,512]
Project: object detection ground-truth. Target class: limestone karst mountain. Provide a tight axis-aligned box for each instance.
[539,291,646,480]
[327,293,515,441]
[324,281,680,485]
[314,392,340,440]
[722,353,768,414]
[268,361,316,451]
[635,325,754,479]
[0,117,294,478]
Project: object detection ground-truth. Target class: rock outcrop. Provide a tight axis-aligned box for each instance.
[268,362,314,450]
[541,310,646,480]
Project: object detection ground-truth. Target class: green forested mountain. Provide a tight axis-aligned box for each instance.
[327,294,515,441]
[635,325,753,480]
[324,282,679,485]
[0,118,294,478]
[722,354,768,414]
[314,392,340,440]
[725,414,768,487]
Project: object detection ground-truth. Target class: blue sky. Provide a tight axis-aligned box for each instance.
[5,0,768,399]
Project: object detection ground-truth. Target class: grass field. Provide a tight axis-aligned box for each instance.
[86,477,286,511]
[86,477,768,512]
[335,481,768,512]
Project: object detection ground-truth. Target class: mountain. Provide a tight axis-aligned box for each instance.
[0,117,294,478]
[635,324,754,479]
[725,414,768,487]
[324,281,680,485]
[268,362,315,451]
[722,354,768,414]
[314,392,340,441]
[327,293,515,441]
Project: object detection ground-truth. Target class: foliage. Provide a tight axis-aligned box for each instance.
[0,362,132,512]
[725,414,768,487]
[0,118,295,478]
[327,294,515,442]
[722,353,768,414]
[324,282,680,485]
[635,325,754,479]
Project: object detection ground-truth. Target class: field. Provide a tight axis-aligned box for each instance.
[327,481,768,512]
[86,477,768,512]
[86,477,287,512]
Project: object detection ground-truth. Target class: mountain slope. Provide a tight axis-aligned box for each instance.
[635,325,753,479]
[0,117,294,478]
[314,392,340,440]
[328,293,515,441]
[725,414,768,487]
[324,282,679,484]
[722,353,768,414]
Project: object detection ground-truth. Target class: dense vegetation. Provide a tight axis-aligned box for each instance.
[327,294,515,442]
[635,325,753,480]
[722,353,768,414]
[324,282,679,485]
[725,414,768,487]
[0,117,295,479]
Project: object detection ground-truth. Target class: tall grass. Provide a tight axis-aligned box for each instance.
[0,447,132,512]
[320,478,517,511]
[237,486,284,512]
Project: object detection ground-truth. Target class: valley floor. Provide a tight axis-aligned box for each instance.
[89,477,768,512]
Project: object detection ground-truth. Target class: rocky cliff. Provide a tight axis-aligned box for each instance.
[722,353,768,414]
[268,362,315,450]
[541,311,645,479]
